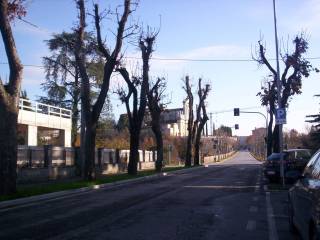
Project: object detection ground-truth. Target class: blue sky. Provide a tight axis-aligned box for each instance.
[1,0,319,136]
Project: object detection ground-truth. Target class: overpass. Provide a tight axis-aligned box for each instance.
[18,99,72,147]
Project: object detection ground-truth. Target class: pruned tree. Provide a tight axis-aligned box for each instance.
[257,78,277,156]
[74,0,133,180]
[147,77,166,172]
[0,0,25,195]
[193,79,210,165]
[256,34,318,153]
[116,32,155,175]
[183,76,193,167]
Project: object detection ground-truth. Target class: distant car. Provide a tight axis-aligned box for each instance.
[263,149,312,183]
[288,149,320,240]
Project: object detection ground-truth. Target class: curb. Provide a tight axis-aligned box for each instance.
[0,165,204,210]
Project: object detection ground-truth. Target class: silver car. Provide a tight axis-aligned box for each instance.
[288,149,320,240]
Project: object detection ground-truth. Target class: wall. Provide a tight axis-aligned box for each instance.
[203,151,236,164]
[17,146,157,183]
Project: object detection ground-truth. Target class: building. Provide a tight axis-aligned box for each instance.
[160,99,189,137]
[247,127,266,157]
[17,98,72,147]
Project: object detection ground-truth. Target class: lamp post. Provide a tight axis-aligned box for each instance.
[273,0,285,186]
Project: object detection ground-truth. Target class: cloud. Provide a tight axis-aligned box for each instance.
[282,0,320,36]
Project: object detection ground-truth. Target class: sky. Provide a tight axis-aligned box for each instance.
[0,0,319,136]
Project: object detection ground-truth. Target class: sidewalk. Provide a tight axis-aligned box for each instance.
[264,181,297,240]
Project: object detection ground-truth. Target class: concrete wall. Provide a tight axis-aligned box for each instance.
[203,151,236,164]
[17,146,157,183]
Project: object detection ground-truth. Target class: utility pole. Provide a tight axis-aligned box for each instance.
[273,0,285,186]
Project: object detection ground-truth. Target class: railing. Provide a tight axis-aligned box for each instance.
[19,98,72,119]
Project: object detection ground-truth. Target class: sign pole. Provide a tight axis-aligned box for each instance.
[273,0,285,186]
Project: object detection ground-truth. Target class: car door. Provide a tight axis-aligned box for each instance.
[293,151,320,236]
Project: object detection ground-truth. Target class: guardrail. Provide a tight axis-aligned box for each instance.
[19,98,71,119]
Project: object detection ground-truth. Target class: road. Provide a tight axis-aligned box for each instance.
[0,151,290,240]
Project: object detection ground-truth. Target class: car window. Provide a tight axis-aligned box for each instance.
[312,159,320,179]
[267,153,280,161]
[286,152,295,160]
[303,151,320,178]
[267,153,286,161]
[296,150,312,160]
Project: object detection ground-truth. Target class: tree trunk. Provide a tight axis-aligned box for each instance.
[0,102,18,195]
[272,124,280,153]
[152,122,163,172]
[186,132,193,166]
[128,130,139,175]
[71,75,80,147]
[267,111,274,156]
[71,101,79,147]
[82,117,97,180]
[194,121,205,166]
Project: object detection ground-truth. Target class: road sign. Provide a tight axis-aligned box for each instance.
[275,108,286,125]
[234,108,240,116]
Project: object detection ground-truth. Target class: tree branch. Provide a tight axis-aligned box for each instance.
[43,57,76,78]
[0,0,23,98]
[258,42,277,77]
[111,0,131,60]
[94,4,111,60]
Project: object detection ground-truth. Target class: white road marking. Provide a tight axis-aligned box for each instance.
[253,196,258,201]
[266,192,279,240]
[249,206,258,212]
[246,220,256,231]
[264,185,268,191]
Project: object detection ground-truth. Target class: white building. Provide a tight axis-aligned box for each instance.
[17,99,72,147]
[161,99,189,137]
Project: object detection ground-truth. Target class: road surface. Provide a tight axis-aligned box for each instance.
[0,151,290,240]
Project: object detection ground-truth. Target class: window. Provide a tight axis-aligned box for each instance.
[303,151,320,178]
[296,150,312,160]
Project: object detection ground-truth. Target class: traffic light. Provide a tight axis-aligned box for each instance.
[235,124,239,129]
[234,108,240,116]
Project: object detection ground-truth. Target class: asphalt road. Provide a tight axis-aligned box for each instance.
[0,151,287,240]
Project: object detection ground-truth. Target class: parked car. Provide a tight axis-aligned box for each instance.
[288,149,320,240]
[263,149,312,183]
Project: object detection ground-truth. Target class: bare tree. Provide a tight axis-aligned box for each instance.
[74,0,132,180]
[257,78,276,156]
[0,0,24,195]
[117,33,155,175]
[193,79,210,165]
[256,34,317,153]
[147,77,166,172]
[184,76,193,167]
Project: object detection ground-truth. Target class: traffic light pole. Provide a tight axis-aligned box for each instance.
[240,111,268,161]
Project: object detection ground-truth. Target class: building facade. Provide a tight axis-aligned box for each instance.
[161,99,189,137]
